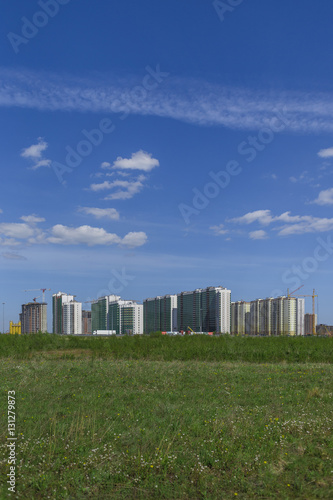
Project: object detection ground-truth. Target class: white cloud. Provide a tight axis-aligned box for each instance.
[0,209,3,213]
[78,207,120,220]
[4,68,333,133]
[249,230,268,240]
[277,218,333,236]
[30,159,51,170]
[318,147,333,158]
[21,138,48,159]
[210,224,229,235]
[229,210,273,225]
[21,138,51,170]
[104,179,145,200]
[47,225,121,246]
[47,224,147,248]
[0,238,21,247]
[112,151,159,172]
[20,215,46,224]
[120,232,147,248]
[0,217,147,248]
[0,223,35,239]
[91,176,146,200]
[101,161,111,169]
[90,181,114,191]
[227,209,333,237]
[312,188,333,206]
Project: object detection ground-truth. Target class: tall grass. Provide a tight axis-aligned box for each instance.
[0,333,332,363]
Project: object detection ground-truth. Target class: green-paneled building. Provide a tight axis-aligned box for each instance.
[178,286,231,333]
[91,295,143,335]
[143,295,177,333]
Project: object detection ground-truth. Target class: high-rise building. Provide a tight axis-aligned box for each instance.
[108,300,143,335]
[305,313,317,335]
[143,295,177,333]
[296,298,305,336]
[52,292,74,334]
[82,310,92,334]
[250,298,272,335]
[231,301,251,335]
[250,296,305,336]
[91,295,120,332]
[63,301,82,335]
[177,286,231,333]
[91,295,143,335]
[20,302,47,333]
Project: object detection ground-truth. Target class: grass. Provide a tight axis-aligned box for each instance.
[0,333,332,363]
[0,335,332,498]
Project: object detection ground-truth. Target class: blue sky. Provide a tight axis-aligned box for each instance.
[1,0,333,329]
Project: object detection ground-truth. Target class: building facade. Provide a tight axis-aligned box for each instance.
[231,301,251,335]
[143,295,177,333]
[108,300,143,335]
[91,295,120,332]
[249,296,305,336]
[63,301,82,335]
[82,310,92,334]
[20,302,47,334]
[91,295,143,335]
[305,313,317,335]
[177,286,231,333]
[52,292,74,334]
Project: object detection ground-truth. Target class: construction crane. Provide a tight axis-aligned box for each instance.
[32,296,42,303]
[293,289,318,335]
[287,285,304,298]
[23,288,51,303]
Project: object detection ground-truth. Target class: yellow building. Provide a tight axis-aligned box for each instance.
[9,321,21,335]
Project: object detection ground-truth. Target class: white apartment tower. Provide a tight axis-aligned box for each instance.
[63,301,82,335]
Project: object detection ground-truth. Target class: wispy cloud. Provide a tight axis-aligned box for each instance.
[21,137,51,170]
[20,214,46,223]
[1,252,27,261]
[78,207,120,220]
[3,68,333,132]
[228,210,274,225]
[225,209,333,237]
[210,224,229,235]
[249,230,268,240]
[90,175,146,200]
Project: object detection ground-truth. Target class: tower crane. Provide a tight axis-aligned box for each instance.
[23,288,51,302]
[293,289,318,335]
[287,285,304,298]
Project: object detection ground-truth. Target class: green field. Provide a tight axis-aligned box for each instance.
[0,335,332,499]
